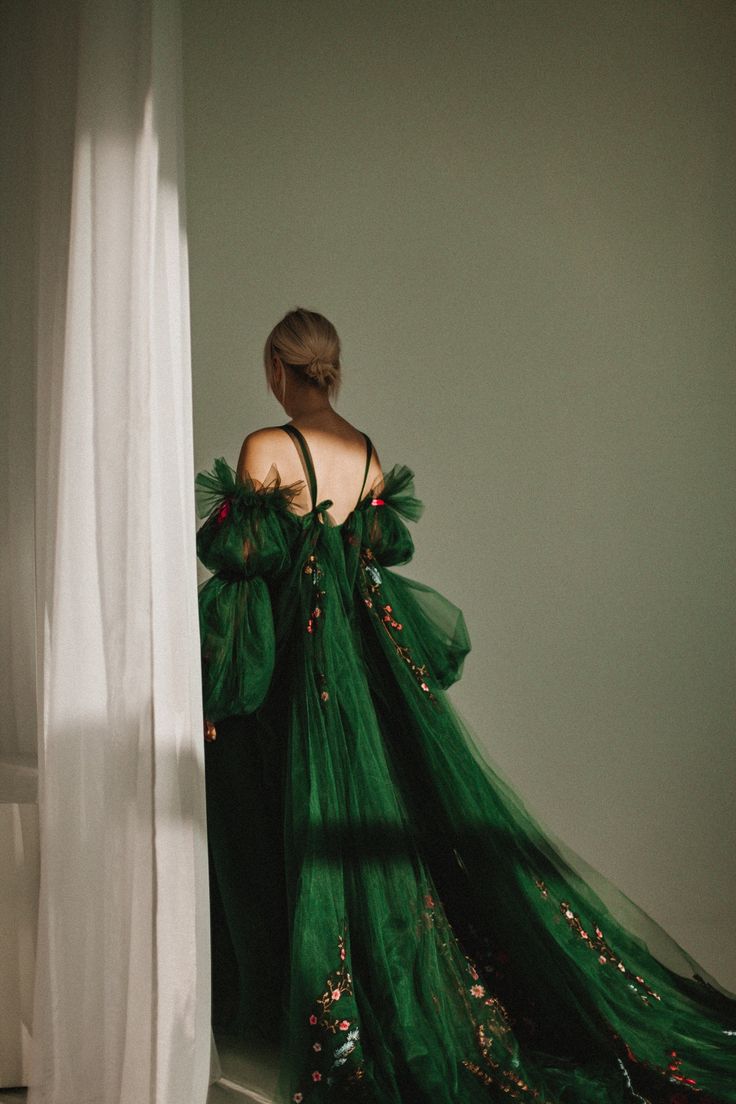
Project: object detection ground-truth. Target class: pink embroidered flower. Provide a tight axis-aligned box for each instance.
[424,893,434,908]
[311,1071,322,1082]
[292,1093,303,1103]
[470,984,485,998]
[312,1042,322,1052]
[339,1019,350,1030]
[216,499,231,523]
[340,947,346,960]
[308,1013,318,1025]
[469,965,479,980]
[331,988,341,1001]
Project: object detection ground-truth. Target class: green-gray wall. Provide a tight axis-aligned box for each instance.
[182,0,736,988]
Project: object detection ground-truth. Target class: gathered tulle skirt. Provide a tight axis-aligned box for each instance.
[204,605,736,1104]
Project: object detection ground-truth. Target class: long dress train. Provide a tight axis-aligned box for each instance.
[196,425,736,1104]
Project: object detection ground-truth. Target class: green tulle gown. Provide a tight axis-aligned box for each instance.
[196,424,736,1104]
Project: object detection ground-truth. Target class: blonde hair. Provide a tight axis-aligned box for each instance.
[263,307,342,400]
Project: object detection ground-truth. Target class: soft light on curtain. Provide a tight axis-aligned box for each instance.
[6,0,218,1101]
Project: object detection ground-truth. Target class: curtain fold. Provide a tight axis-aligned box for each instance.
[19,1,214,1101]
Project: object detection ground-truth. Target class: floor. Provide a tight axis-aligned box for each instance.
[0,1032,281,1104]
[208,1033,281,1102]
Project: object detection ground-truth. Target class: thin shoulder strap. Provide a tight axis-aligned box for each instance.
[356,432,373,505]
[281,424,317,508]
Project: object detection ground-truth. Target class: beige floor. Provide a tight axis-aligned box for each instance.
[208,1033,281,1102]
[0,1034,282,1104]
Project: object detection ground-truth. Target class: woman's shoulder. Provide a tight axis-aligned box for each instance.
[236,424,297,485]
[194,451,303,524]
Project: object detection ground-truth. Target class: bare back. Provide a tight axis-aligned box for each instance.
[237,415,384,526]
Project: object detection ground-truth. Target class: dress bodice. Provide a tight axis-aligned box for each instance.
[194,446,468,723]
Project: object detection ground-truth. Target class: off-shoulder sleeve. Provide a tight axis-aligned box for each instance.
[360,463,471,690]
[364,464,423,566]
[195,457,302,721]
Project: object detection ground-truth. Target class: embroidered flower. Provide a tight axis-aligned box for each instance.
[424,893,434,908]
[292,1094,303,1102]
[331,988,341,1001]
[339,1019,351,1030]
[309,1013,318,1024]
[311,1070,322,1082]
[312,1042,322,1052]
[470,984,486,998]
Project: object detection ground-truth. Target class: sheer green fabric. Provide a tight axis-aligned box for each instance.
[196,446,736,1104]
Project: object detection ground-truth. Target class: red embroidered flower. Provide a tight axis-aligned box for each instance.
[311,1071,322,1082]
[370,497,385,506]
[216,499,231,523]
[308,1013,318,1025]
[339,1019,350,1030]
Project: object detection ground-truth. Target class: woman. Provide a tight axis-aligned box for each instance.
[196,307,736,1104]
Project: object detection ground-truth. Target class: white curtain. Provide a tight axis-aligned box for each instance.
[1,0,218,1101]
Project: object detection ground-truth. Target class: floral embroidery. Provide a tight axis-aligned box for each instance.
[359,547,439,705]
[304,554,326,634]
[606,1029,710,1101]
[304,553,330,706]
[666,1049,697,1088]
[292,920,365,1099]
[533,877,661,1003]
[460,966,553,1103]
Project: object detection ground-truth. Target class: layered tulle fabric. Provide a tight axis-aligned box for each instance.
[197,457,736,1104]
[195,459,302,720]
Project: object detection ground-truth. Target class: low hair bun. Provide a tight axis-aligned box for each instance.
[264,307,342,400]
[304,357,336,387]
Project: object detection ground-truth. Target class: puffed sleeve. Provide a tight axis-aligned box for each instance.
[361,464,471,690]
[195,457,301,721]
[364,464,422,566]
